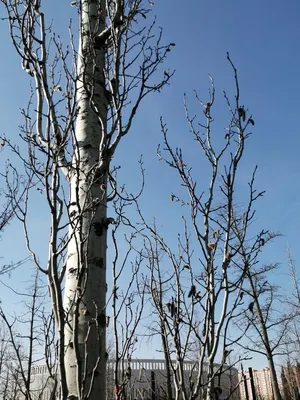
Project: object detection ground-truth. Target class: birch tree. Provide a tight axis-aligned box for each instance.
[1,1,172,399]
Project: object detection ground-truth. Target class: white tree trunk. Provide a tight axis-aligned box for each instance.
[64,1,108,398]
[206,261,216,400]
[247,275,281,400]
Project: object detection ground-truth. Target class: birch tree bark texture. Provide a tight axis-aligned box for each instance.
[63,1,109,398]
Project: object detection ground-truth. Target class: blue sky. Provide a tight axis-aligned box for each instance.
[0,0,299,371]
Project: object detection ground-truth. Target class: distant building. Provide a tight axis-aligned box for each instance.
[281,363,300,399]
[239,368,273,400]
[29,364,57,400]
[29,359,240,400]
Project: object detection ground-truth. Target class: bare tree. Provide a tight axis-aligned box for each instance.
[0,323,14,399]
[287,247,300,347]
[1,0,173,399]
[232,237,292,400]
[0,163,27,276]
[281,248,300,366]
[130,55,266,400]
[0,269,55,400]
[109,199,146,400]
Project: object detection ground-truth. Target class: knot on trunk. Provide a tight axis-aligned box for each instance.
[93,218,115,236]
[97,313,106,327]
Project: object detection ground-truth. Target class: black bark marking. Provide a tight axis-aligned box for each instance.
[93,218,115,236]
[98,258,104,268]
[68,267,77,275]
[94,38,105,50]
[97,313,106,327]
[90,257,103,268]
[93,222,103,236]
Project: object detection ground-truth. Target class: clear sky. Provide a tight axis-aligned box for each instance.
[0,0,299,372]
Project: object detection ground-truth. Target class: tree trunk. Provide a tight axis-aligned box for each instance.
[205,259,216,400]
[268,353,282,400]
[63,1,108,399]
[256,306,281,400]
[248,275,282,400]
[161,326,173,400]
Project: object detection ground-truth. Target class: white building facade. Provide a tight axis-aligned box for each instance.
[29,359,240,400]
